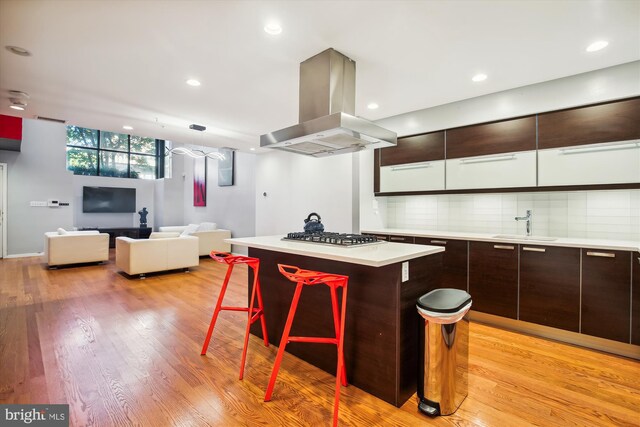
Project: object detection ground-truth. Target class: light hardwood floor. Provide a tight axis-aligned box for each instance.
[1,253,638,426]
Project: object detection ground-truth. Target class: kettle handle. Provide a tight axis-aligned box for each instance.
[305,212,322,223]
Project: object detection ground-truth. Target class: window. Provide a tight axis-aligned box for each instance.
[66,126,164,179]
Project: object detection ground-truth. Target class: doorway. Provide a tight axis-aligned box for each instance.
[0,163,6,258]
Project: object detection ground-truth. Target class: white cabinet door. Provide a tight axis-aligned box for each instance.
[538,140,640,186]
[446,150,537,190]
[380,160,445,192]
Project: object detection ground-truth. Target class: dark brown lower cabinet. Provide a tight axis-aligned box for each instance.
[519,245,580,331]
[632,252,640,345]
[469,241,518,319]
[415,237,468,291]
[581,248,631,343]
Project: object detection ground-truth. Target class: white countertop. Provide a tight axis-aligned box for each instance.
[226,235,444,267]
[362,228,640,252]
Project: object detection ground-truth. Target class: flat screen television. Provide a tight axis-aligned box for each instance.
[83,186,136,213]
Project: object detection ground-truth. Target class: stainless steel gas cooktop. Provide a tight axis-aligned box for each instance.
[283,232,382,247]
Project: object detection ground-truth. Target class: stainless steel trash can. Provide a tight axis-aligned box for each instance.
[416,288,472,416]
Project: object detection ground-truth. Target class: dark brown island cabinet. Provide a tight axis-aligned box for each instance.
[247,247,443,407]
[580,249,631,343]
[415,237,468,291]
[632,252,640,345]
[519,245,581,332]
[468,241,519,319]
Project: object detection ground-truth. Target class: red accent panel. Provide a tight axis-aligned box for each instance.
[0,114,22,140]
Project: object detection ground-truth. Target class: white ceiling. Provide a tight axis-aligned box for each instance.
[0,0,638,152]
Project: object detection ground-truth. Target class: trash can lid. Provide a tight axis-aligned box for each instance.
[417,288,472,314]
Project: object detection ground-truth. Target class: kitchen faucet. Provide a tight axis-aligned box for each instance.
[515,210,532,236]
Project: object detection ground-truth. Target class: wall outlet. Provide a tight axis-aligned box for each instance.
[30,201,47,207]
[402,261,409,282]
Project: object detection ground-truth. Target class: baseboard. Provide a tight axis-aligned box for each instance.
[470,311,640,360]
[4,252,43,259]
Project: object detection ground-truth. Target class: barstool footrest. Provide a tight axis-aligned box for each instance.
[220,306,261,313]
[288,336,339,345]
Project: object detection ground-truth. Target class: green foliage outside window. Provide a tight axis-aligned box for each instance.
[66,125,161,179]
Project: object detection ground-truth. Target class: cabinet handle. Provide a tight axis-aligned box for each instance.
[430,240,447,245]
[390,162,431,171]
[460,154,516,164]
[523,247,546,253]
[389,236,406,242]
[560,141,639,155]
[494,245,515,250]
[586,251,615,258]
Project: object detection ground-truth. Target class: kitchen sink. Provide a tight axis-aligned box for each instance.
[492,234,558,242]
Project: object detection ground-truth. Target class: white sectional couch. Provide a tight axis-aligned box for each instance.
[115,235,199,277]
[158,223,231,256]
[44,230,109,267]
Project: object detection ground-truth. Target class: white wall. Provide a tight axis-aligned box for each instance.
[182,149,256,254]
[0,119,74,255]
[385,190,640,242]
[72,175,156,229]
[255,150,357,235]
[358,149,386,231]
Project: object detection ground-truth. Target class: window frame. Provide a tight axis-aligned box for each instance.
[66,126,165,179]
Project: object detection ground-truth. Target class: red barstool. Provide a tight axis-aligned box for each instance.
[264,264,349,427]
[201,252,269,380]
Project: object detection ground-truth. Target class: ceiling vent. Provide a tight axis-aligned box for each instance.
[35,116,67,124]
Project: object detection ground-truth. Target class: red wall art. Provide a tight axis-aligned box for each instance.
[193,157,206,206]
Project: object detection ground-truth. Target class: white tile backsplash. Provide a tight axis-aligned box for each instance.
[385,189,640,241]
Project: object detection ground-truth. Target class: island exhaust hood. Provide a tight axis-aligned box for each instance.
[260,48,397,157]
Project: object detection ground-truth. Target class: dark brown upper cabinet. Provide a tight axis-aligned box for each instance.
[538,97,640,149]
[380,131,445,166]
[445,116,536,159]
[373,148,381,193]
[519,245,580,332]
[581,248,631,343]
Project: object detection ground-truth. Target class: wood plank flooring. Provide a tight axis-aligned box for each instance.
[1,252,638,426]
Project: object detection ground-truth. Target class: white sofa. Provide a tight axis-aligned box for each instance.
[115,235,199,277]
[158,225,231,256]
[44,230,109,267]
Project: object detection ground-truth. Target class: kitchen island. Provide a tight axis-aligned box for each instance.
[227,235,444,407]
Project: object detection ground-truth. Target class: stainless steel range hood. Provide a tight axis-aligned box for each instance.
[260,48,397,157]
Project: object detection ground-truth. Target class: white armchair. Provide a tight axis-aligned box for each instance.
[44,230,109,267]
[158,224,231,256]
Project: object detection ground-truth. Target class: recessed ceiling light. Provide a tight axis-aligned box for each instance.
[264,22,282,35]
[123,125,133,130]
[9,99,26,110]
[367,102,379,110]
[250,147,256,151]
[586,40,608,52]
[472,73,487,82]
[186,79,201,87]
[5,45,31,56]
